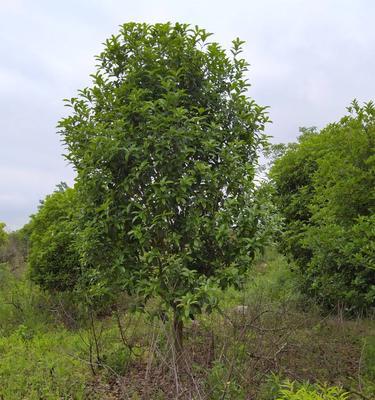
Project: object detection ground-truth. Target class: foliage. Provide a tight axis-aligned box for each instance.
[0,223,7,267]
[0,222,8,262]
[58,22,269,328]
[0,228,29,271]
[303,215,375,310]
[28,184,81,291]
[0,222,7,247]
[275,380,349,400]
[207,361,245,399]
[270,101,375,311]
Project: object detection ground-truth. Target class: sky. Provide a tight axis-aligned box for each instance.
[1,0,374,230]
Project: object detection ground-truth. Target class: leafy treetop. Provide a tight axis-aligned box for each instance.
[59,23,269,327]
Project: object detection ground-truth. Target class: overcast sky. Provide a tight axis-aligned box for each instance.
[1,0,374,230]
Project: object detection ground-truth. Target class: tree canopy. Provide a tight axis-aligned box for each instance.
[58,22,269,342]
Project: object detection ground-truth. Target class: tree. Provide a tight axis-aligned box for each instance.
[0,223,8,262]
[268,127,319,267]
[59,22,269,351]
[270,101,375,312]
[0,228,29,272]
[28,185,81,292]
[0,222,7,247]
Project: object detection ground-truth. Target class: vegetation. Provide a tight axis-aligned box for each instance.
[0,223,29,275]
[1,21,374,400]
[58,22,270,350]
[0,252,374,399]
[270,102,375,312]
[0,222,7,247]
[28,183,80,291]
[274,381,349,400]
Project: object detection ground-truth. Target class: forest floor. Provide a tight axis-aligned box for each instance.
[0,250,374,399]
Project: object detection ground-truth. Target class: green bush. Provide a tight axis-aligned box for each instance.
[0,222,7,247]
[0,222,8,262]
[28,184,81,292]
[270,101,375,312]
[275,381,349,400]
[303,215,375,310]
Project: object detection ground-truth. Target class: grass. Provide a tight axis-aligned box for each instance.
[220,247,304,309]
[0,329,89,399]
[0,254,374,399]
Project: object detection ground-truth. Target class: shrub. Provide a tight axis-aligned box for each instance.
[28,184,81,292]
[270,101,375,312]
[276,381,349,400]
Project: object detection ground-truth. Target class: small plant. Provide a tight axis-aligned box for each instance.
[101,344,133,375]
[207,361,246,400]
[276,380,349,400]
[258,373,284,399]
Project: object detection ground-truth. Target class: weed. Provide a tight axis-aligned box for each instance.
[275,380,349,400]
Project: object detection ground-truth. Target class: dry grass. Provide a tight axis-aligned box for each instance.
[97,302,374,399]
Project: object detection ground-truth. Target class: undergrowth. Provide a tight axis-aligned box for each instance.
[0,253,374,399]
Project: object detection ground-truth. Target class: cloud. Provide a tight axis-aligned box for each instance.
[0,165,75,229]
